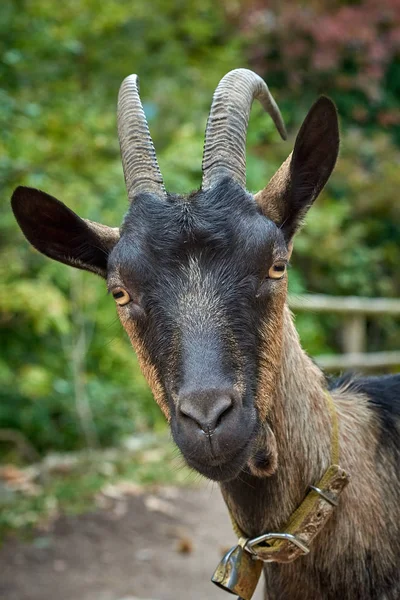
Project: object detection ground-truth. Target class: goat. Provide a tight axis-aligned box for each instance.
[11,69,400,599]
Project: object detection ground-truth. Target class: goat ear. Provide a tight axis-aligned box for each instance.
[11,186,120,278]
[255,97,339,241]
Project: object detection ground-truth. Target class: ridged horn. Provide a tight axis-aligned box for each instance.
[201,68,287,191]
[118,74,166,199]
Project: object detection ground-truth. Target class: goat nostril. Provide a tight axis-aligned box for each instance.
[179,407,204,431]
[215,400,232,429]
[178,392,235,433]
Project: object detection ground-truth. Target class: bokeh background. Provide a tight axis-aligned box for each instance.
[0,0,399,548]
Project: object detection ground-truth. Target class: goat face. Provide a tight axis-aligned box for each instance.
[107,179,289,480]
[11,69,339,482]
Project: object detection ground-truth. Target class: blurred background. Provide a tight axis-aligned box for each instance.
[0,1,399,598]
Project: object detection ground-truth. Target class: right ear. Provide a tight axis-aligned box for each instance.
[11,186,120,278]
[255,97,339,241]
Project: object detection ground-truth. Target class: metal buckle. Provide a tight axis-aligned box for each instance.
[244,532,310,561]
[309,484,338,507]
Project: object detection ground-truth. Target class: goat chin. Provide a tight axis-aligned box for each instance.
[181,436,256,482]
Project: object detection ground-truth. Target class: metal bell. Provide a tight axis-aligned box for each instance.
[211,538,263,600]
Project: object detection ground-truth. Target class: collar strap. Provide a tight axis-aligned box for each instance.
[243,463,349,563]
[212,390,350,599]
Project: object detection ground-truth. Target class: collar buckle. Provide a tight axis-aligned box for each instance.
[245,532,309,562]
[309,484,338,506]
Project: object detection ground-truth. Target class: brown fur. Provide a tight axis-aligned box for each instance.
[119,310,170,420]
[254,278,288,420]
[254,153,292,225]
[221,306,398,599]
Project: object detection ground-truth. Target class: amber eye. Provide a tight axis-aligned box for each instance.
[112,287,131,306]
[268,262,287,280]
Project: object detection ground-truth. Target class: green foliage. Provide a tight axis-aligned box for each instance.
[0,0,399,457]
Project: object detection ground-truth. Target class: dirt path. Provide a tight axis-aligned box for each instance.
[0,484,264,600]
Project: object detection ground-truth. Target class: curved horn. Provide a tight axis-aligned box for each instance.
[201,69,287,191]
[118,75,166,199]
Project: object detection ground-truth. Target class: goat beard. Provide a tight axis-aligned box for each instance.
[247,421,278,477]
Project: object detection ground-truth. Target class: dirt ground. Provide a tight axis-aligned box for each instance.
[0,484,264,600]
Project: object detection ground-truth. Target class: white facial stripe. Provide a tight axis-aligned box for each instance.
[177,256,225,330]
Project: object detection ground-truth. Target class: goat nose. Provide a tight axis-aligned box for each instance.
[178,390,234,433]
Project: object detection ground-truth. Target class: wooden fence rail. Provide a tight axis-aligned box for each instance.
[288,294,400,372]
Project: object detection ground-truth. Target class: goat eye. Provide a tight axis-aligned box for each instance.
[268,262,287,280]
[112,287,131,306]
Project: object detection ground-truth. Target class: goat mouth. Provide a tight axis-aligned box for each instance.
[183,436,255,482]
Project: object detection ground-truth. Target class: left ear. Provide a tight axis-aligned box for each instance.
[255,97,339,241]
[11,186,120,278]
